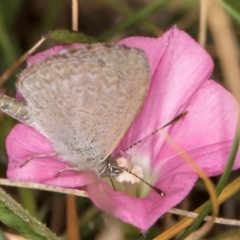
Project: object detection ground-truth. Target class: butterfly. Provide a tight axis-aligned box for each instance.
[0,43,150,178]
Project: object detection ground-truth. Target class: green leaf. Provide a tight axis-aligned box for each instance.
[45,29,99,44]
[0,187,60,240]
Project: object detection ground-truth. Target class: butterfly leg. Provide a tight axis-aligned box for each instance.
[55,166,83,177]
[20,152,57,167]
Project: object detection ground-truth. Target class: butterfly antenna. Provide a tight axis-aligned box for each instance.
[120,167,165,197]
[123,111,187,153]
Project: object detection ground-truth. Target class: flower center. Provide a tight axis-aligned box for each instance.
[102,156,158,198]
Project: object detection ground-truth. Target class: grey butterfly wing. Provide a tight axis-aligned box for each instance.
[17,44,150,170]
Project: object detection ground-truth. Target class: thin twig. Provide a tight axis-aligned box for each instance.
[0,178,88,198]
[169,208,240,226]
[199,0,212,46]
[72,0,79,31]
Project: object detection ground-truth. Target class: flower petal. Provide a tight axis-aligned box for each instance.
[5,27,240,232]
[87,173,198,231]
[161,79,240,174]
[87,28,240,230]
[87,80,240,230]
[6,124,95,187]
[116,27,214,152]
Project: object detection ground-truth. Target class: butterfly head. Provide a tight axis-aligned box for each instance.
[98,156,123,178]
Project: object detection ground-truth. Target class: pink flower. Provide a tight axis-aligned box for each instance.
[6,27,240,231]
